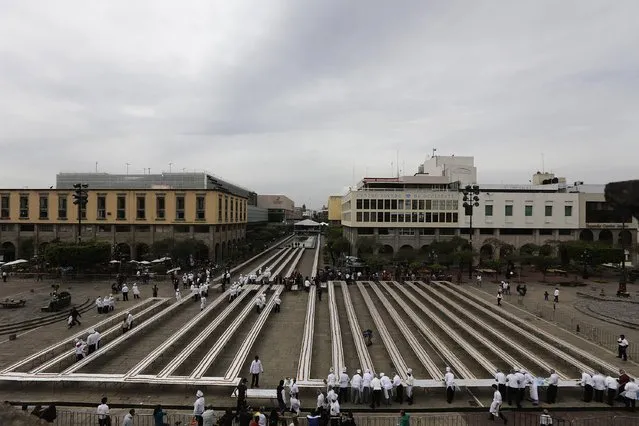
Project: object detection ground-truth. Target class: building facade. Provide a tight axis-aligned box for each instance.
[341,169,637,262]
[257,195,296,222]
[0,173,250,262]
[327,195,342,225]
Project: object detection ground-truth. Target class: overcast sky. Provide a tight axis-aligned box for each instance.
[1,1,637,208]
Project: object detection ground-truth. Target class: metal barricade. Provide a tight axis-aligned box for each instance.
[570,415,617,425]
[133,412,195,425]
[54,410,119,426]
[613,416,639,426]
[534,302,638,360]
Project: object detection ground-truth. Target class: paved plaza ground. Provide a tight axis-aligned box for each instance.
[0,265,638,417]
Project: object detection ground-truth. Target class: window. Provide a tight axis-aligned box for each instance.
[485,205,493,217]
[525,205,533,217]
[38,224,53,232]
[156,195,165,219]
[176,195,185,220]
[19,195,29,218]
[97,195,107,219]
[356,212,362,222]
[196,196,205,220]
[564,205,573,217]
[57,195,67,219]
[117,195,126,220]
[136,196,146,220]
[224,197,228,222]
[545,205,553,217]
[218,195,223,222]
[505,205,513,217]
[1,194,10,219]
[356,199,362,209]
[39,195,49,219]
[363,199,370,209]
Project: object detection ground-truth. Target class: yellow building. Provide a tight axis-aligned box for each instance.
[0,179,248,262]
[327,195,342,224]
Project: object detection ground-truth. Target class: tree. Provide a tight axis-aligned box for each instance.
[519,243,540,257]
[171,239,209,264]
[454,249,476,277]
[17,237,35,260]
[395,247,417,263]
[150,239,175,258]
[356,237,378,257]
[532,256,556,282]
[326,236,350,265]
[44,242,111,268]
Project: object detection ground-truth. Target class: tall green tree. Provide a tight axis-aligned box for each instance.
[356,237,378,257]
[44,242,111,268]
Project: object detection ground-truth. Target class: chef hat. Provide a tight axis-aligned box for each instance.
[445,367,451,372]
[329,367,334,373]
[342,367,347,373]
[407,368,412,374]
[196,390,204,397]
[380,372,385,377]
[356,369,361,374]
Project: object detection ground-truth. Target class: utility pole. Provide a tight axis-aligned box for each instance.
[73,183,89,243]
[462,185,480,279]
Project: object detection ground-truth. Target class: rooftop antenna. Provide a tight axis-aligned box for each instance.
[126,163,130,175]
[396,149,399,177]
[390,161,394,177]
[542,153,545,173]
[168,162,173,173]
[95,162,98,173]
[432,147,437,158]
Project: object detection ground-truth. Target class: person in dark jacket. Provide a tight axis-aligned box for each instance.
[277,380,286,413]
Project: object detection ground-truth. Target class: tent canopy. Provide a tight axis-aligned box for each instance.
[294,219,320,227]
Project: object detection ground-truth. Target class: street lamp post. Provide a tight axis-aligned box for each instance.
[72,183,88,243]
[619,218,628,296]
[462,185,480,279]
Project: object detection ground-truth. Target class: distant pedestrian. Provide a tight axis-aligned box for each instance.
[553,288,559,303]
[132,283,140,299]
[152,405,167,426]
[399,409,410,426]
[250,356,264,388]
[121,284,129,301]
[618,335,629,361]
[544,291,549,301]
[539,409,553,425]
[69,308,81,327]
[96,397,110,426]
[122,409,135,426]
[497,291,503,306]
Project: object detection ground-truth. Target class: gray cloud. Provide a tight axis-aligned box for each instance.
[1,1,638,206]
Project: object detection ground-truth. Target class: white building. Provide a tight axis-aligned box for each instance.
[418,155,477,186]
[341,156,637,262]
